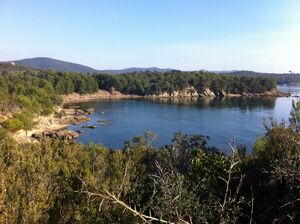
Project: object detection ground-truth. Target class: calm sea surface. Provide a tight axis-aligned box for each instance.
[68,85,300,152]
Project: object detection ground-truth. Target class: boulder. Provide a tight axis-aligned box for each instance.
[84,108,95,114]
[59,115,91,125]
[75,109,85,115]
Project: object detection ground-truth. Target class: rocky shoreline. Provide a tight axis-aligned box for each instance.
[10,90,134,143]
[61,87,290,105]
[145,87,290,98]
[62,89,142,104]
[12,106,94,143]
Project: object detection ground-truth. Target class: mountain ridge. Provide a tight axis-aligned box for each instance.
[10,57,98,73]
[2,57,300,84]
[2,57,172,74]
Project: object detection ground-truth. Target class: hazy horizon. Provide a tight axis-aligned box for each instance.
[1,0,300,73]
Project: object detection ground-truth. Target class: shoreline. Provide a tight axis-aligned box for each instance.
[10,88,291,143]
[145,88,290,98]
[62,88,290,105]
[11,106,91,143]
[62,90,142,104]
[11,112,69,143]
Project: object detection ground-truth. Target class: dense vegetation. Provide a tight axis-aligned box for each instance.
[0,72,58,113]
[0,70,97,131]
[0,101,299,223]
[94,70,276,96]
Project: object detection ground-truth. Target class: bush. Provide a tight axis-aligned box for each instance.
[3,111,35,132]
[2,118,24,132]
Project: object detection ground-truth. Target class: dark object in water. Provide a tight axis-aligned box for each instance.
[96,120,111,126]
[97,120,111,123]
[82,125,96,129]
[76,130,84,133]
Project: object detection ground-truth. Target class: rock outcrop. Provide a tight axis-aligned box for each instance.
[199,88,216,97]
[62,90,142,104]
[32,130,79,141]
[147,86,290,98]
[148,87,200,98]
[59,115,91,125]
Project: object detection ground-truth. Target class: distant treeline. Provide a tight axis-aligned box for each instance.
[222,70,300,85]
[94,70,276,95]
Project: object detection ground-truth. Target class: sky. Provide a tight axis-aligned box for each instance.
[0,0,300,72]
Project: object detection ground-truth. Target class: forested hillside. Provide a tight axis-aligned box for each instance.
[94,70,276,96]
[12,57,98,73]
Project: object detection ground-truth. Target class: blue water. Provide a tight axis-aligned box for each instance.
[68,85,300,152]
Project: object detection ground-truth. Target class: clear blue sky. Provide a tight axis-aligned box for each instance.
[1,0,299,72]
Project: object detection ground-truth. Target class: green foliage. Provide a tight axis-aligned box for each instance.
[289,99,300,131]
[0,138,90,223]
[0,128,7,140]
[0,70,98,132]
[2,117,24,132]
[94,70,276,96]
[247,115,300,223]
[2,111,35,132]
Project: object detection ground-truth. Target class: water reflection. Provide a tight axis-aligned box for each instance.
[147,96,276,111]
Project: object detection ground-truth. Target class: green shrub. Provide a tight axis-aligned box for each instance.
[3,118,24,132]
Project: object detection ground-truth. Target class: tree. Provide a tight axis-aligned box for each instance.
[289,99,300,132]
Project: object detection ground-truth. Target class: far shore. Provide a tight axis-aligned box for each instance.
[62,88,290,105]
[62,90,142,104]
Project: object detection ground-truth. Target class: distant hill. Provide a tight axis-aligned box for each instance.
[100,67,172,74]
[2,57,172,74]
[3,57,299,84]
[10,57,98,73]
